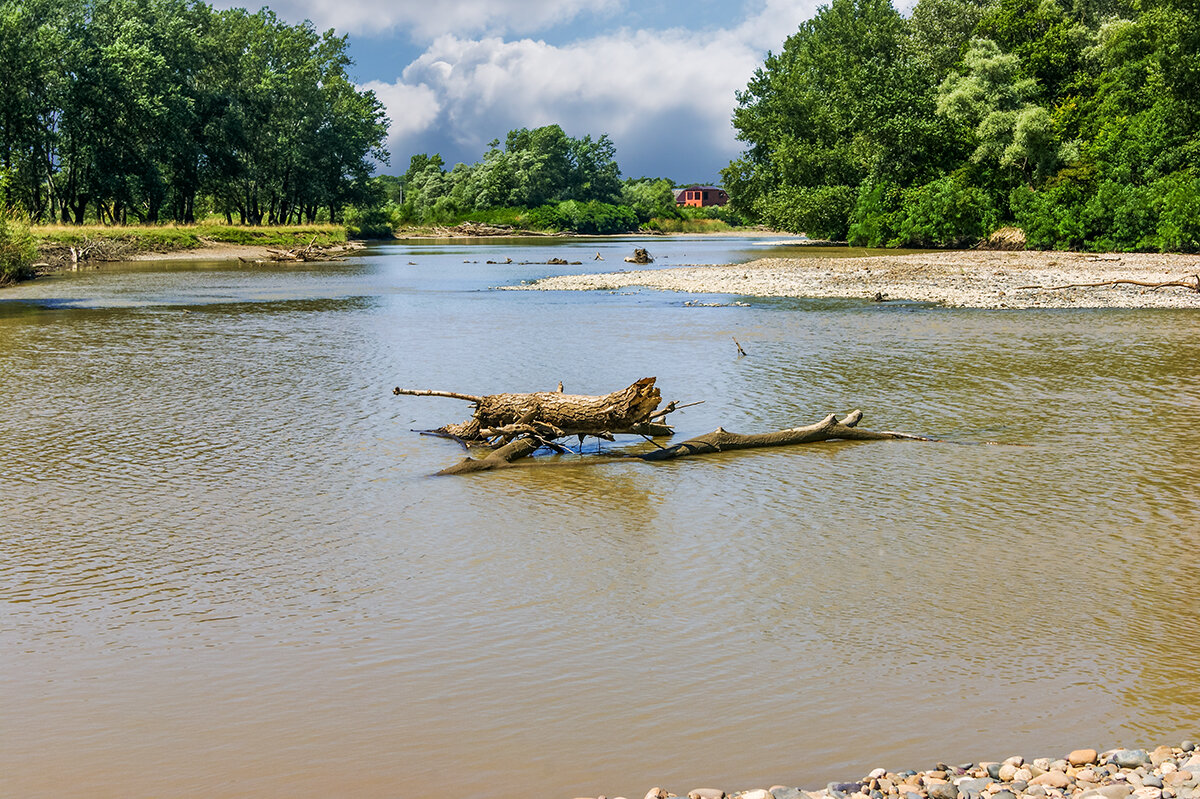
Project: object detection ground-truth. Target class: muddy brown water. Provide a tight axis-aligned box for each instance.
[2,236,1198,799]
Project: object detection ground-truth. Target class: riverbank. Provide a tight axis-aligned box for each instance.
[600,742,1199,799]
[517,250,1200,309]
[30,223,347,274]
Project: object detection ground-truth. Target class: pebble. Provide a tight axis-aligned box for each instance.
[1113,752,1153,770]
[928,784,959,799]
[520,253,1200,310]
[623,741,1200,799]
[1030,773,1071,789]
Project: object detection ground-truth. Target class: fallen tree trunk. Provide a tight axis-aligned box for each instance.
[395,377,673,440]
[436,410,928,475]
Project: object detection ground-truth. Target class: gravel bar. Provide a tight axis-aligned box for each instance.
[513,251,1200,309]
[581,741,1200,799]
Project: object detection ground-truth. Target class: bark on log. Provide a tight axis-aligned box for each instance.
[436,410,928,475]
[396,377,670,440]
[473,377,661,434]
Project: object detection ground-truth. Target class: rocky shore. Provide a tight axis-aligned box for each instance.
[516,250,1200,309]
[584,742,1200,799]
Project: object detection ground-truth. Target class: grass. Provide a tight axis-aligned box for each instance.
[644,217,733,234]
[31,222,347,252]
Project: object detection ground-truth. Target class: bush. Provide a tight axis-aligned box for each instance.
[1010,182,1088,250]
[1012,171,1200,252]
[345,205,399,239]
[755,185,855,239]
[848,181,904,247]
[643,217,732,233]
[0,212,37,285]
[894,175,998,248]
[528,201,639,234]
[1154,173,1200,252]
[679,204,748,227]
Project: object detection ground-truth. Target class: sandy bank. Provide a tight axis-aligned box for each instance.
[125,241,275,261]
[514,250,1200,309]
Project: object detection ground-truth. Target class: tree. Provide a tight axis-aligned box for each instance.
[0,0,388,225]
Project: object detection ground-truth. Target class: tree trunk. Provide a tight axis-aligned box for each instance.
[395,377,669,439]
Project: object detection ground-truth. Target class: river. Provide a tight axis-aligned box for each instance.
[1,235,1198,799]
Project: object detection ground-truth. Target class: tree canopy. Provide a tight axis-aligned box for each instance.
[0,0,388,225]
[394,125,722,234]
[724,0,1200,250]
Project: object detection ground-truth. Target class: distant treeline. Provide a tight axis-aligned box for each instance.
[724,0,1200,251]
[396,124,743,234]
[0,0,388,226]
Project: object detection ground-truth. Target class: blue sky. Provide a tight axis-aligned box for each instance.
[212,0,826,182]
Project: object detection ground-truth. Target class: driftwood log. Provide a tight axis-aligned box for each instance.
[394,377,674,442]
[393,377,929,475]
[436,410,928,475]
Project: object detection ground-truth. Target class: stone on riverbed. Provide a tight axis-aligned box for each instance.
[1072,751,1101,767]
[928,782,959,799]
[1080,784,1134,799]
[771,788,804,799]
[689,789,726,799]
[1030,771,1071,789]
[1112,752,1153,769]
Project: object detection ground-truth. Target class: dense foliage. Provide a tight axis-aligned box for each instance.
[0,0,388,226]
[724,0,1200,250]
[397,125,716,233]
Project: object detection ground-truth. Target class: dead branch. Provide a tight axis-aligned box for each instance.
[394,387,484,403]
[435,410,929,475]
[637,409,929,462]
[1016,274,1200,293]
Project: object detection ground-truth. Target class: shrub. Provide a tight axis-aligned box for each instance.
[755,185,855,239]
[0,211,37,285]
[1010,181,1088,250]
[643,217,732,233]
[345,205,399,239]
[1154,173,1200,252]
[848,181,904,247]
[528,201,638,234]
[894,175,998,248]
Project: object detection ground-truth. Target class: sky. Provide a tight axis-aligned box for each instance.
[211,0,826,183]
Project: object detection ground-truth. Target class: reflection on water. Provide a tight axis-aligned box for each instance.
[1,237,1199,799]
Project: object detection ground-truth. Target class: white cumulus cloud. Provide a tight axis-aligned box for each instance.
[221,0,621,38]
[368,0,822,179]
